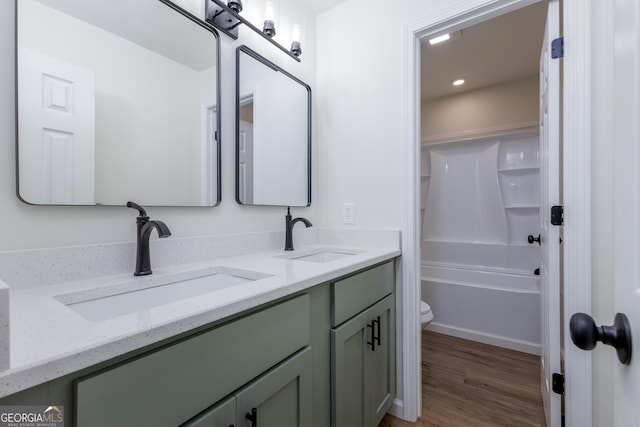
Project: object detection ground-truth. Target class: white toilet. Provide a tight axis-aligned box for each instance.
[420,300,433,329]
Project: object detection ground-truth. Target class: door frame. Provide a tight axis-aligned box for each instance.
[400,0,592,424]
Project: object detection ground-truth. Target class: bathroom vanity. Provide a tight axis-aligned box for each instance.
[0,232,399,427]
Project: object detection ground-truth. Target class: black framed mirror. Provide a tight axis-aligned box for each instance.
[16,0,221,206]
[236,45,311,207]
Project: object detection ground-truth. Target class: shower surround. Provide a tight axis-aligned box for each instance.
[421,130,541,354]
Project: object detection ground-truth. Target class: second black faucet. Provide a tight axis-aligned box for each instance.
[284,207,312,251]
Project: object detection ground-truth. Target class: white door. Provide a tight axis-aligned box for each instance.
[18,48,95,205]
[539,1,562,426]
[200,104,218,205]
[238,118,254,204]
[611,0,640,424]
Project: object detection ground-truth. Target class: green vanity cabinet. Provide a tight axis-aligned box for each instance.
[331,261,396,427]
[76,294,311,426]
[183,347,312,427]
[182,395,236,427]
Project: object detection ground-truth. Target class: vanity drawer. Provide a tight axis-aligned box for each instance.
[75,294,310,427]
[331,261,394,327]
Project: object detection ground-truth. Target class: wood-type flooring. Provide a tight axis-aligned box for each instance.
[380,331,546,427]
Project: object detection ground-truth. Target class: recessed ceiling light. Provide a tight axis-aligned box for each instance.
[428,30,462,46]
[452,78,466,86]
[429,34,450,45]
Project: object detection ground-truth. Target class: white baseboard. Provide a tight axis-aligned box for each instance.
[426,322,541,355]
[387,398,412,421]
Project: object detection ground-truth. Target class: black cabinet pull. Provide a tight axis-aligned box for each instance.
[246,408,257,427]
[367,321,376,351]
[528,234,541,245]
[367,317,382,351]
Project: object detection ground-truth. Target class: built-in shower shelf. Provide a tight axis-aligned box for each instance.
[421,175,430,180]
[498,166,539,173]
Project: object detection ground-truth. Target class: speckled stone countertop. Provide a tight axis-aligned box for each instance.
[0,230,400,398]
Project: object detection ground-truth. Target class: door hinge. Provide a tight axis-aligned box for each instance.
[552,373,565,395]
[551,205,564,226]
[551,37,564,59]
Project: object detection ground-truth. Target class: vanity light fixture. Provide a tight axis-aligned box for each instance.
[263,0,277,38]
[452,78,466,86]
[290,23,302,57]
[263,20,276,37]
[205,0,300,61]
[227,0,243,13]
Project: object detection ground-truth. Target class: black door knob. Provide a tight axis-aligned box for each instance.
[569,312,632,365]
[528,234,541,245]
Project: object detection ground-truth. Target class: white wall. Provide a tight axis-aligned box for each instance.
[421,75,538,139]
[0,0,319,251]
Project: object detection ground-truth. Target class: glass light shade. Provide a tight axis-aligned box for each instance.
[291,23,301,42]
[265,0,278,22]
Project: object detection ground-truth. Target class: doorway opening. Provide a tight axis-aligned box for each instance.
[399,1,591,424]
[417,2,554,425]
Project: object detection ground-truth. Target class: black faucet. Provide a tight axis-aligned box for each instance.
[284,207,312,251]
[127,202,171,276]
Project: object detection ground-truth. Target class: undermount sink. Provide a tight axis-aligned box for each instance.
[278,248,363,263]
[56,267,269,322]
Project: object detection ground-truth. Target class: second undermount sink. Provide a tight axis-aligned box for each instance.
[56,267,270,322]
[278,247,363,263]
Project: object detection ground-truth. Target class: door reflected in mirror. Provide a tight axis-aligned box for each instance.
[16,0,221,206]
[236,45,311,207]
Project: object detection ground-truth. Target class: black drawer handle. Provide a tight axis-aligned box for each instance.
[367,321,376,351]
[246,408,257,427]
[367,317,382,351]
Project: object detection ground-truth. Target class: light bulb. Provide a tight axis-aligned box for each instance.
[292,23,301,42]
[265,1,274,20]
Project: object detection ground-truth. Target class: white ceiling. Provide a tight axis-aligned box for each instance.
[297,0,347,14]
[421,2,547,102]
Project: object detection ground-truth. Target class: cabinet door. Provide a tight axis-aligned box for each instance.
[331,295,395,427]
[235,347,312,427]
[366,296,395,427]
[331,308,367,427]
[182,395,236,427]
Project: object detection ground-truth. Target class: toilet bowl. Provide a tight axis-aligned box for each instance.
[420,300,433,328]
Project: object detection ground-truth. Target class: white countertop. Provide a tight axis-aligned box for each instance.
[0,242,400,398]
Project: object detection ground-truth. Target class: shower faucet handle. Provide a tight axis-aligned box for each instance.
[528,234,541,245]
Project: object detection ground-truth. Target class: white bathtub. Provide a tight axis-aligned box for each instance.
[421,262,540,355]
